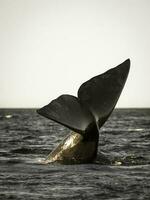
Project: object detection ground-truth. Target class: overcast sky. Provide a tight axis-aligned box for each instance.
[0,0,150,108]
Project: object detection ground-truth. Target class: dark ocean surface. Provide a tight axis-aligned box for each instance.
[0,108,150,200]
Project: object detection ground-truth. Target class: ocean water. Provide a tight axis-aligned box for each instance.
[0,108,150,200]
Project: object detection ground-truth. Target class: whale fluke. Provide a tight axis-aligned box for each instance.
[37,59,130,164]
[37,59,130,132]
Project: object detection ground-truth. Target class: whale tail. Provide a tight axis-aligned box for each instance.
[37,59,130,135]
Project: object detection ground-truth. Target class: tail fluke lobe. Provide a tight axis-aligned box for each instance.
[37,95,94,134]
[78,59,130,128]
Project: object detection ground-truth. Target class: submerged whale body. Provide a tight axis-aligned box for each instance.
[37,59,130,164]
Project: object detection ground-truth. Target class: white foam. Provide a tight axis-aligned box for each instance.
[128,128,144,132]
[5,114,12,119]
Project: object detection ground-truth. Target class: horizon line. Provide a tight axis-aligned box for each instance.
[0,107,150,109]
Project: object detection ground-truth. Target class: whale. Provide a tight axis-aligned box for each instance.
[37,59,130,164]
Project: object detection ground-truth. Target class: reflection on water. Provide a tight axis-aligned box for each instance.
[0,109,150,199]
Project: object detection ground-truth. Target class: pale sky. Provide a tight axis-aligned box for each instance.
[0,0,150,108]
